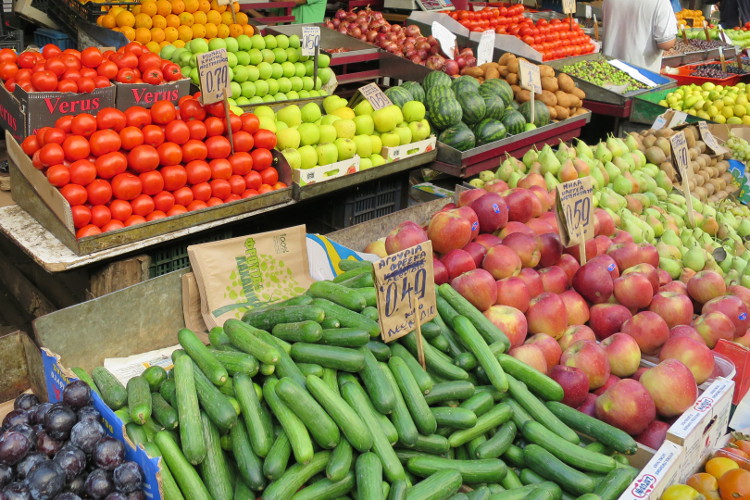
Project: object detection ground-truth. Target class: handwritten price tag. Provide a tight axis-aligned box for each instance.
[670,130,696,227]
[555,177,595,247]
[359,83,392,110]
[302,26,321,57]
[698,121,729,155]
[431,21,456,58]
[196,49,231,105]
[562,0,576,14]
[519,59,542,94]
[373,241,437,343]
[477,30,495,66]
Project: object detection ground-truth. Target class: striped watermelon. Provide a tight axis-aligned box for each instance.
[474,118,507,145]
[430,97,463,130]
[426,86,455,108]
[439,123,476,151]
[452,75,480,95]
[483,94,506,121]
[518,100,550,127]
[481,80,514,107]
[502,109,527,135]
[457,92,486,125]
[385,86,414,107]
[423,71,452,92]
[401,81,425,103]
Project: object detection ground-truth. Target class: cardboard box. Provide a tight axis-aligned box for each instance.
[619,441,684,500]
[115,79,191,109]
[292,155,360,186]
[0,82,116,141]
[382,136,437,162]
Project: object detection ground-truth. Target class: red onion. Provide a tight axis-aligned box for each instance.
[443,59,459,76]
[426,54,445,70]
[335,9,347,19]
[416,48,428,59]
[460,47,474,57]
[456,55,467,69]
[415,40,430,51]
[404,25,421,37]
[351,27,362,37]
[366,30,378,42]
[338,26,348,33]
[464,56,477,67]
[332,18,340,28]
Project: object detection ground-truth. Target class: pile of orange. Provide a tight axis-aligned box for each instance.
[97,0,254,53]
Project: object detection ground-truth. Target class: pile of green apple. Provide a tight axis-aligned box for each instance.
[256,95,432,172]
[684,27,750,48]
[658,81,750,124]
[160,34,336,112]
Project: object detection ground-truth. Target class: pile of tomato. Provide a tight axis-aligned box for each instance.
[447,7,596,61]
[0,42,182,94]
[20,94,285,238]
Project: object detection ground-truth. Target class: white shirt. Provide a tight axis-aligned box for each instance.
[602,0,678,73]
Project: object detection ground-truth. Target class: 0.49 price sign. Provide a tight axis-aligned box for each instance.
[196,48,231,105]
[555,177,594,247]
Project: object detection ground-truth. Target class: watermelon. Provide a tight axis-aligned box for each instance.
[483,94,506,121]
[385,86,414,107]
[452,75,480,95]
[426,86,455,108]
[474,118,507,145]
[457,92,486,125]
[401,81,425,103]
[518,100,550,128]
[502,109,527,135]
[439,123,476,151]
[423,71,452,92]
[430,97,463,130]
[481,79,514,107]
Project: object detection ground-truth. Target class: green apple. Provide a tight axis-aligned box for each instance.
[290,76,304,92]
[301,102,322,123]
[318,53,330,68]
[208,38,226,51]
[169,47,186,63]
[240,82,256,98]
[286,47,300,63]
[262,95,276,103]
[353,100,373,116]
[257,62,272,80]
[333,119,356,139]
[237,34,252,51]
[273,93,287,101]
[160,44,177,61]
[272,48,287,64]
[250,34,265,50]
[409,119,431,141]
[285,91,300,100]
[281,61,296,78]
[254,80,269,97]
[227,52,238,68]
[298,90,311,99]
[261,49,275,63]
[248,96,264,104]
[277,77,292,93]
[258,116,276,133]
[232,65,248,82]
[318,67,334,85]
[289,34,301,49]
[298,122,321,146]
[321,115,340,125]
[246,65,260,82]
[282,148,301,170]
[353,114,374,135]
[230,105,243,116]
[277,105,302,127]
[247,49,262,65]
[189,38,209,54]
[301,76,315,91]
[267,79,279,95]
[189,67,200,85]
[359,157,373,170]
[395,126,412,145]
[271,64,283,80]
[276,34,290,49]
[236,96,250,106]
[236,52,250,66]
[369,135,383,154]
[319,124,337,143]
[309,90,320,97]
[304,60,315,76]
[316,143,338,166]
[402,101,426,122]
[263,34,277,49]
[274,120,287,131]
[373,105,404,133]
[178,51,192,66]
[370,154,386,167]
[230,81,241,99]
[298,145,318,169]
[381,132,400,148]
[323,95,347,114]
[294,62,306,78]
[353,135,372,157]
[225,37,239,53]
[335,138,357,161]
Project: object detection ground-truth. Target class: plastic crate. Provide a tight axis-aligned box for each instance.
[34,28,75,50]
[148,229,233,278]
[0,30,23,51]
[59,0,138,23]
[663,61,744,87]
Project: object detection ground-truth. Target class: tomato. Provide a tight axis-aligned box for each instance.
[186,120,207,141]
[151,101,177,125]
[210,179,231,200]
[226,152,252,175]
[179,98,206,121]
[77,77,96,94]
[17,52,40,69]
[157,142,182,167]
[86,179,113,205]
[120,127,144,150]
[259,166,279,186]
[204,117,225,137]
[90,205,111,227]
[62,69,82,81]
[68,159,96,186]
[241,113,260,133]
[60,183,87,205]
[182,140,208,162]
[191,182,212,202]
[109,199,133,221]
[244,170,262,190]
[252,130,277,150]
[142,125,165,147]
[76,224,102,238]
[39,127,66,146]
[44,57,66,77]
[232,131,254,153]
[80,47,103,69]
[228,114,242,133]
[206,136,231,159]
[167,205,187,217]
[187,200,208,212]
[123,42,146,56]
[39,44,61,60]
[130,194,155,217]
[165,120,190,145]
[136,171,162,197]
[61,135,91,163]
[3,79,15,92]
[94,75,111,88]
[207,197,225,207]
[39,143,65,167]
[163,63,182,82]
[46,164,70,187]
[146,210,166,221]
[273,181,287,190]
[112,51,138,70]
[89,130,122,157]
[172,186,193,207]
[112,173,142,200]
[210,158,232,180]
[204,101,226,118]
[258,184,273,194]
[71,114,97,137]
[101,220,125,232]
[128,144,160,173]
[95,151,128,179]
[30,71,58,92]
[161,165,188,191]
[116,67,137,84]
[21,135,40,156]
[97,60,118,80]
[125,106,152,128]
[251,148,273,171]
[57,79,78,93]
[153,191,175,212]
[138,52,162,73]
[182,161,209,185]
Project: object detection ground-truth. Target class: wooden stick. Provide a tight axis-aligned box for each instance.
[223,88,235,155]
[578,237,587,265]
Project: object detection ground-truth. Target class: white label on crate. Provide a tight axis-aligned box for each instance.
[477,30,495,66]
[432,21,456,58]
[103,345,181,385]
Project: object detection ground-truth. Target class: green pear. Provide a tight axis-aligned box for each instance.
[522,149,538,168]
[576,139,593,159]
[683,246,706,272]
[613,175,633,196]
[595,142,613,163]
[507,171,523,188]
[659,257,682,279]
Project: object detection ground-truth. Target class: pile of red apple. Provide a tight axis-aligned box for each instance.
[375,178,749,450]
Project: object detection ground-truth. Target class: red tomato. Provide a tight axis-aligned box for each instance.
[259,166,279,186]
[89,129,122,157]
[131,194,155,216]
[95,151,128,179]
[228,175,246,195]
[204,117,225,137]
[228,114,242,133]
[232,131,254,152]
[244,170,262,190]
[46,164,70,187]
[97,60,118,79]
[138,52,162,73]
[39,127,65,146]
[165,120,190,145]
[57,79,78,93]
[94,75,111,88]
[111,173,142,200]
[161,165,188,191]
[207,197,224,207]
[210,179,231,200]
[224,194,240,203]
[167,205,187,217]
[62,135,90,162]
[206,136,231,159]
[30,71,58,92]
[229,152,253,175]
[86,179,113,205]
[153,191,175,212]
[17,51,40,69]
[187,200,208,212]
[179,98,206,121]
[162,63,181,82]
[139,170,164,196]
[0,62,17,81]
[45,58,66,77]
[90,205,112,227]
[142,125,165,147]
[41,44,62,60]
[81,47,103,69]
[172,186,193,206]
[109,199,133,221]
[71,114,97,137]
[124,42,146,56]
[251,148,273,171]
[76,224,102,238]
[157,142,183,166]
[0,48,16,65]
[182,140,208,162]
[241,189,259,198]
[60,184,87,205]
[191,182,212,202]
[39,143,65,167]
[186,160,211,184]
[77,77,96,94]
[101,220,125,232]
[116,69,137,84]
[125,106,152,128]
[186,120,207,141]
[146,210,167,221]
[241,113,260,134]
[62,70,82,81]
[151,101,176,125]
[210,158,232,180]
[21,135,40,156]
[128,145,160,173]
[204,102,226,118]
[258,184,273,194]
[69,159,97,186]
[112,52,138,70]
[120,126,144,150]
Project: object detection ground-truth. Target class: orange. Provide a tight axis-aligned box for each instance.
[109,6,124,16]
[216,23,230,38]
[706,457,741,480]
[120,26,136,41]
[171,0,185,14]
[198,0,211,12]
[145,41,161,53]
[210,0,227,12]
[191,24,206,38]
[173,39,186,48]
[229,23,243,37]
[193,11,207,24]
[220,11,234,24]
[134,13,153,28]
[165,14,181,27]
[204,23,218,39]
[719,468,750,500]
[159,40,171,48]
[155,0,171,16]
[131,5,141,15]
[735,440,750,456]
[115,10,135,27]
[178,12,195,26]
[243,24,254,36]
[236,11,248,24]
[150,27,165,42]
[99,14,116,28]
[151,14,167,29]
[206,9,221,24]
[134,27,152,43]
[164,26,179,42]
[183,0,199,13]
[140,0,157,16]
[177,25,193,41]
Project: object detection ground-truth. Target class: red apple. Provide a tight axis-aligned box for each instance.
[550,365,589,407]
[593,254,620,279]
[635,420,670,450]
[607,242,641,272]
[639,359,698,417]
[649,292,694,329]
[502,232,541,269]
[518,172,546,190]
[538,266,568,294]
[498,221,536,238]
[509,344,548,374]
[572,259,614,304]
[589,303,633,341]
[729,284,750,311]
[526,292,568,339]
[611,229,634,245]
[526,218,556,236]
[495,277,531,312]
[632,366,648,381]
[596,379,656,435]
[450,268,497,312]
[385,220,428,254]
[518,268,544,298]
[482,244,522,280]
[455,206,480,241]
[692,311,735,348]
[505,188,535,223]
[433,257,449,285]
[457,188,486,207]
[659,280,688,295]
[484,179,509,194]
[735,329,750,347]
[659,336,715,384]
[461,241,487,268]
[687,270,727,305]
[557,253,580,283]
[577,393,598,417]
[441,249,476,280]
[613,273,654,310]
[593,373,622,396]
[621,311,670,355]
[638,243,659,268]
[526,333,562,367]
[484,305,528,348]
[428,209,473,254]
[622,263,659,294]
[670,325,705,344]
[561,340,611,390]
[594,208,615,236]
[657,268,672,286]
[594,235,613,256]
[601,333,642,377]
[702,294,750,337]
[538,233,563,267]
[560,290,590,325]
[564,239,597,262]
[538,211,559,232]
[469,192,509,233]
[558,324,597,351]
[475,233,502,250]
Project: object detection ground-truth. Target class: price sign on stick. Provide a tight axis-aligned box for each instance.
[197,49,231,105]
[562,0,576,14]
[698,121,729,155]
[519,59,541,123]
[359,82,392,110]
[477,30,495,66]
[302,26,321,57]
[431,21,456,58]
[555,177,595,264]
[670,130,696,227]
[373,241,437,367]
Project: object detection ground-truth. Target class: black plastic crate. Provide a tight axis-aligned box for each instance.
[61,0,138,23]
[148,229,233,278]
[0,30,23,51]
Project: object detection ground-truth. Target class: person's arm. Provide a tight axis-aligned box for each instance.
[657,38,677,50]
[653,0,678,50]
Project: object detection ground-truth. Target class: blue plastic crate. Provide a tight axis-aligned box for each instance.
[33,28,75,50]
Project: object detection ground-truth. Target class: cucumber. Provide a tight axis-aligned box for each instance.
[207,349,259,377]
[389,479,408,500]
[502,444,525,468]
[173,354,206,465]
[321,317,341,329]
[253,328,306,387]
[380,361,419,447]
[545,401,638,455]
[224,319,280,365]
[525,488,557,500]
[429,334,451,353]
[454,352,478,371]
[311,298,380,337]
[458,392,494,417]
[297,362,324,377]
[320,328,371,347]
[523,444,595,496]
[338,373,398,444]
[366,340,391,361]
[430,407,477,429]
[114,408,132,425]
[333,267,373,284]
[400,331,470,381]
[424,381,475,405]
[291,472,355,500]
[125,422,148,446]
[407,456,507,484]
[357,287,378,307]
[520,468,550,486]
[71,367,102,398]
[263,430,291,481]
[360,347,396,414]
[522,421,617,474]
[488,483,560,500]
[435,294,461,328]
[585,442,609,455]
[209,326,230,347]
[497,354,563,402]
[272,320,323,343]
[507,376,578,444]
[361,306,379,321]
[593,466,639,500]
[327,438,353,482]
[309,280,367,311]
[92,367,127,410]
[234,480,253,500]
[452,316,508,393]
[389,356,437,436]
[405,470,462,500]
[448,403,512,448]
[322,367,340,394]
[263,451,331,500]
[391,343,434,395]
[263,377,314,464]
[178,328,228,386]
[260,363,276,376]
[420,321,442,340]
[577,495,603,500]
[500,467,524,489]
[199,412,233,500]
[150,392,178,430]
[505,398,533,430]
[430,308,464,357]
[467,487,490,500]
[234,373,273,457]
[229,420,265,491]
[474,385,507,401]
[356,452,382,500]
[338,259,372,271]
[142,441,185,500]
[467,435,487,459]
[476,421,516,459]
[127,376,152,425]
[305,374,373,452]
[438,284,510,350]
[408,434,450,455]
[276,377,341,449]
[241,304,325,330]
[154,431,212,500]
[290,343,365,372]
[142,366,168,391]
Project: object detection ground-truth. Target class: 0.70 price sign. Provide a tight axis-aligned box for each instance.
[196,49,231,105]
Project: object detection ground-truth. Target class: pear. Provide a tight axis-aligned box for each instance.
[479,170,495,183]
[596,164,610,185]
[660,229,682,248]
[555,143,570,165]
[719,253,734,274]
[726,269,741,285]
[647,215,664,237]
[523,148,539,168]
[576,139,594,159]
[622,213,645,243]
[682,246,706,272]
[657,242,681,260]
[613,156,630,173]
[507,171,523,189]
[641,162,659,177]
[613,176,633,196]
[590,166,605,188]
[607,135,624,157]
[625,195,643,215]
[625,133,640,152]
[734,256,748,274]
[573,158,591,177]
[604,161,620,181]
[653,187,669,200]
[495,157,515,182]
[604,207,621,227]
[558,160,578,182]
[539,146,561,175]
[738,219,750,237]
[468,178,485,188]
[544,171,560,190]
[595,142,613,163]
[659,257,682,279]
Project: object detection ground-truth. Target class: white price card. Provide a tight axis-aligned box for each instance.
[670,130,696,226]
[217,0,232,4]
[359,82,392,110]
[431,21,456,59]
[698,121,729,155]
[585,5,592,18]
[196,48,231,105]
[562,0,576,15]
[302,26,321,57]
[555,177,595,247]
[477,30,495,66]
[519,58,542,94]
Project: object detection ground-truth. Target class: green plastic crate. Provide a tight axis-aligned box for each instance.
[630,88,710,126]
[148,229,233,278]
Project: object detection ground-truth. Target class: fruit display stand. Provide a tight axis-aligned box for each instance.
[629,88,707,126]
[662,43,738,68]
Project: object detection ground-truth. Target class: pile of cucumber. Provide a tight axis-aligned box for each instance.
[75,259,642,500]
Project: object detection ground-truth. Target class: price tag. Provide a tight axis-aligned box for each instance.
[431,21,456,58]
[518,59,542,94]
[670,130,696,227]
[477,30,495,66]
[302,26,321,57]
[562,0,576,15]
[668,110,687,128]
[585,5,592,18]
[359,82,392,110]
[698,121,729,155]
[196,49,231,105]
[217,0,231,4]
[554,177,595,248]
[373,241,437,346]
[651,114,668,130]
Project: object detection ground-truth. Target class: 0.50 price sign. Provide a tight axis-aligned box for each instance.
[196,49,231,105]
[359,82,392,110]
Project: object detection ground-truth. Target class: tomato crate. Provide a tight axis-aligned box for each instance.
[33,28,75,50]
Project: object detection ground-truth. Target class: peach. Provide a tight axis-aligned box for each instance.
[509,344,548,374]
[659,336,715,384]
[560,289,590,325]
[621,311,670,355]
[649,292,694,329]
[589,303,633,341]
[484,305,528,348]
[639,359,699,418]
[550,365,589,407]
[427,209,473,254]
[596,379,656,435]
[526,333,562,367]
[482,244,522,280]
[526,292,568,339]
[385,220,428,255]
[602,333,642,377]
[495,277,531,313]
[561,340,611,390]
